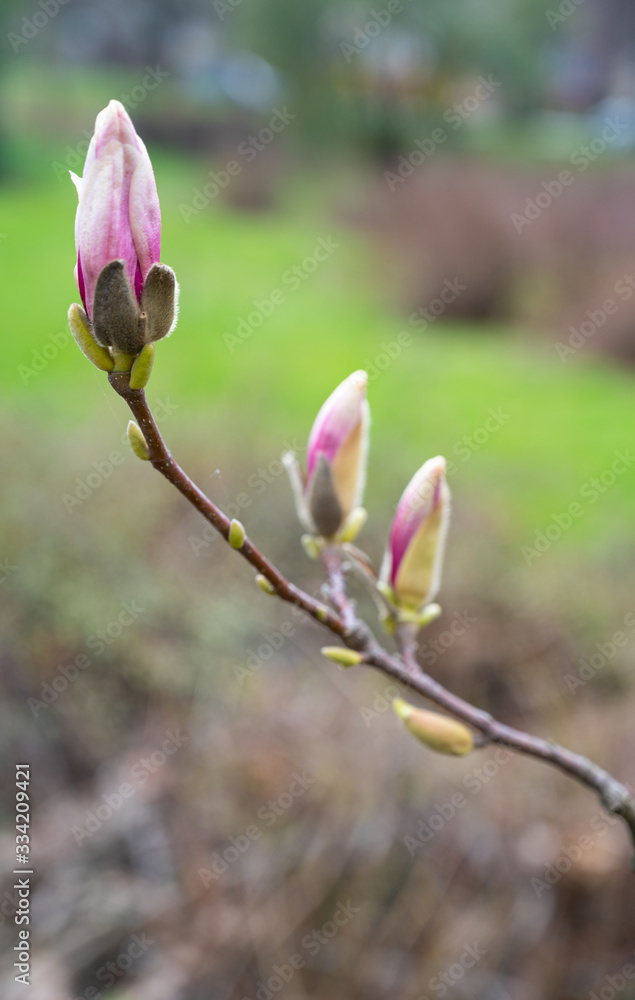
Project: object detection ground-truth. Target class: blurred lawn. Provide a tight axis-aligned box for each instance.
[3,149,635,578]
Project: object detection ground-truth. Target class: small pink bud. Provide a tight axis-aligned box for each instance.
[284,371,369,540]
[380,456,450,610]
[305,370,369,538]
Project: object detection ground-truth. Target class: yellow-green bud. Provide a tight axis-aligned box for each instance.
[129,342,155,390]
[338,506,367,543]
[301,534,322,559]
[229,518,246,549]
[68,303,114,372]
[126,420,150,461]
[255,574,276,595]
[112,351,136,372]
[393,699,474,756]
[418,603,442,627]
[321,646,364,667]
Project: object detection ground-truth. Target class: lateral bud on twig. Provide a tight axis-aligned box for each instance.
[129,343,155,390]
[393,698,474,756]
[255,574,276,595]
[127,420,150,461]
[229,518,246,549]
[68,303,114,372]
[321,646,364,667]
[301,534,322,559]
[338,506,367,543]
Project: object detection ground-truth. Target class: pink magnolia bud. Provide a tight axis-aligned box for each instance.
[71,100,160,319]
[69,100,177,358]
[305,370,369,538]
[380,456,450,611]
[284,371,369,540]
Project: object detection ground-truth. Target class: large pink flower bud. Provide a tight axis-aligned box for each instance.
[69,100,178,358]
[284,371,369,542]
[380,456,450,611]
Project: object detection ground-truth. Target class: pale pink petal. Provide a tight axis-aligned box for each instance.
[71,100,162,316]
[86,100,143,174]
[76,143,137,316]
[307,371,367,478]
[129,151,161,282]
[76,254,86,312]
[388,457,447,587]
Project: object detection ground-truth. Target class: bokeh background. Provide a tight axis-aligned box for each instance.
[2,0,635,997]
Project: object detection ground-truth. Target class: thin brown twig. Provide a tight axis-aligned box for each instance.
[108,370,635,859]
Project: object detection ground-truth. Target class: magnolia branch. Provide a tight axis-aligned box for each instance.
[108,371,635,856]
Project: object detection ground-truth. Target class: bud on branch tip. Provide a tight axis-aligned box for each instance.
[380,456,450,616]
[69,99,178,361]
[285,371,370,544]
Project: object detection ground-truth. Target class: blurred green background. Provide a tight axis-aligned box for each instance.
[2,1,635,998]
